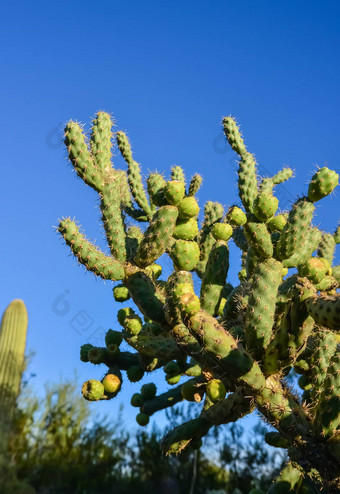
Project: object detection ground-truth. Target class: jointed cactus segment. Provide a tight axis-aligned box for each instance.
[58,112,340,493]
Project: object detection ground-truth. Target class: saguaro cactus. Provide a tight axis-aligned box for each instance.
[58,112,340,493]
[0,299,28,423]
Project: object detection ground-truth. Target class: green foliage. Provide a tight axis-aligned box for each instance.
[58,112,340,492]
[8,376,283,493]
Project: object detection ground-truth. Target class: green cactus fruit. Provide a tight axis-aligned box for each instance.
[166,374,181,385]
[126,365,144,382]
[124,314,143,335]
[147,173,167,207]
[173,217,199,240]
[135,206,178,268]
[225,206,247,226]
[314,275,337,292]
[181,380,204,402]
[117,307,135,327]
[141,383,157,399]
[0,300,28,419]
[307,167,339,202]
[268,214,287,232]
[187,174,203,196]
[177,196,200,219]
[206,379,226,403]
[253,192,279,222]
[145,263,162,279]
[105,329,123,347]
[80,343,94,362]
[113,284,130,302]
[306,294,340,330]
[102,373,121,394]
[298,257,330,284]
[173,282,194,301]
[298,375,312,391]
[164,361,181,375]
[264,432,290,448]
[222,116,247,156]
[212,223,233,241]
[281,267,288,277]
[131,392,144,407]
[170,240,200,271]
[58,219,125,281]
[82,379,105,401]
[164,180,185,205]
[136,412,150,426]
[179,293,201,318]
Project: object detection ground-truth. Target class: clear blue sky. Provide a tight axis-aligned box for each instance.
[1,1,339,427]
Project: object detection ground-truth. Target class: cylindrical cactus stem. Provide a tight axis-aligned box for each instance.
[245,258,282,361]
[64,121,102,192]
[263,277,316,375]
[58,219,124,281]
[222,116,247,157]
[272,166,294,184]
[161,388,253,455]
[135,206,178,268]
[237,152,258,213]
[275,197,315,261]
[188,174,203,196]
[116,131,152,217]
[124,271,167,327]
[141,377,201,416]
[0,300,28,425]
[243,220,274,259]
[196,201,224,276]
[282,227,322,268]
[317,232,336,266]
[305,294,340,331]
[200,240,230,316]
[90,111,113,174]
[171,165,186,185]
[100,184,127,262]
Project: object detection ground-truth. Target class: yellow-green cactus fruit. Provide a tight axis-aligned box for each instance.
[206,379,226,403]
[308,167,339,202]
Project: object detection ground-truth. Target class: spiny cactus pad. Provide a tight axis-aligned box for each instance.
[58,112,340,492]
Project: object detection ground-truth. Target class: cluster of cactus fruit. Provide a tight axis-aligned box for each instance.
[58,112,340,493]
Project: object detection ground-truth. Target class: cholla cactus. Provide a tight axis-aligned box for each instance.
[57,112,340,493]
